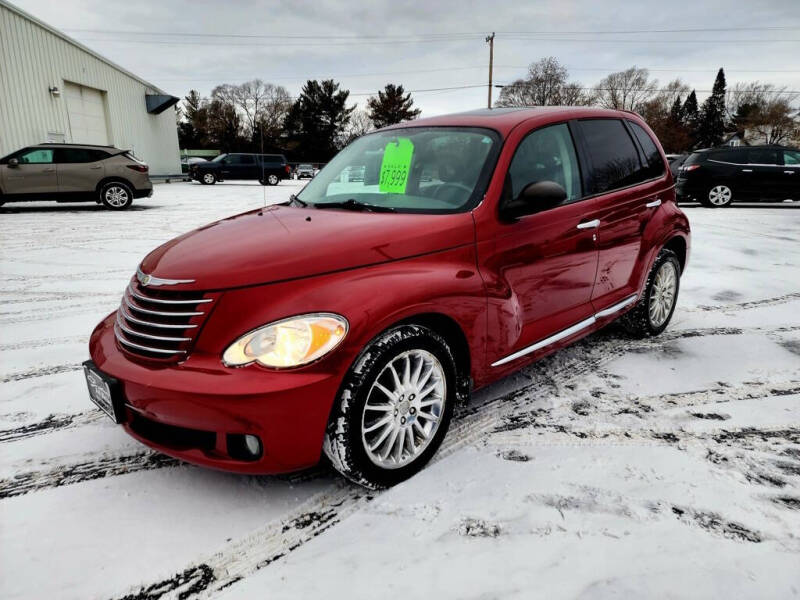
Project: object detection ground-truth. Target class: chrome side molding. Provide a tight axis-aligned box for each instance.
[491,294,637,367]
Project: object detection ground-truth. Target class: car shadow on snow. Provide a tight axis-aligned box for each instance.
[679,201,799,209]
[0,204,160,214]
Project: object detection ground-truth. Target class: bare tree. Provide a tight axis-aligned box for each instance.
[727,82,800,144]
[340,109,374,146]
[495,57,591,107]
[255,84,292,143]
[594,67,658,111]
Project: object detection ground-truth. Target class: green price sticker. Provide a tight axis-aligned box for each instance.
[379,137,414,194]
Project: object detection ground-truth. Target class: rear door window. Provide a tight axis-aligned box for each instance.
[507,123,582,202]
[56,149,109,163]
[628,122,665,179]
[708,149,746,164]
[228,155,255,165]
[578,119,647,194]
[747,148,779,165]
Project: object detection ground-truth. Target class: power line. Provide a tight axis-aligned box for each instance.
[73,36,800,47]
[63,25,800,39]
[152,64,800,82]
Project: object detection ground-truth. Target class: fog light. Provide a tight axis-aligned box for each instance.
[244,435,260,456]
[226,433,263,461]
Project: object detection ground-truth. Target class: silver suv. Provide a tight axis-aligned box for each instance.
[0,144,153,210]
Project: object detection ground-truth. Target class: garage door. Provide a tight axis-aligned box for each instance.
[64,82,109,145]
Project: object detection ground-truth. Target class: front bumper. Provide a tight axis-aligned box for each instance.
[89,312,343,474]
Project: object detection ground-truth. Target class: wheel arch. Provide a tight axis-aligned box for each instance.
[96,176,134,193]
[663,235,687,273]
[396,312,471,399]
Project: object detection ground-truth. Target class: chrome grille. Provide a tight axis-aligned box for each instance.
[114,280,214,361]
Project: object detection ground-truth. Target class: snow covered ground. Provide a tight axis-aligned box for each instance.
[1,182,799,599]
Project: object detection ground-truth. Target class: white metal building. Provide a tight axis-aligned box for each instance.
[0,0,181,175]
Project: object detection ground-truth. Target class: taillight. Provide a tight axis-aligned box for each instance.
[126,164,149,173]
[285,165,291,174]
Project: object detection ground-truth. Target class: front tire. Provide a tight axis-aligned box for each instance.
[704,184,733,207]
[99,182,133,210]
[200,172,216,185]
[621,248,681,338]
[324,325,457,489]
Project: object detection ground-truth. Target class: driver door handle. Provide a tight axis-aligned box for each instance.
[785,170,795,174]
[576,219,600,230]
[645,198,662,208]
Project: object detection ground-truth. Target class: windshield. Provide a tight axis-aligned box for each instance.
[298,164,312,169]
[297,127,501,213]
[211,154,227,162]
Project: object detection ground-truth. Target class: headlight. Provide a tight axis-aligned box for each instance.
[222,313,348,368]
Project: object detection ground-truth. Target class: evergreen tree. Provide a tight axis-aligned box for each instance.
[698,68,727,147]
[669,97,684,123]
[366,84,421,128]
[178,90,204,148]
[682,90,700,148]
[284,79,355,160]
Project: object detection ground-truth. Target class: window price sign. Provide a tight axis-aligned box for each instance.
[379,138,414,194]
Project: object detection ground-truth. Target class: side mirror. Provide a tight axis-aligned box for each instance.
[8,158,19,167]
[501,180,567,220]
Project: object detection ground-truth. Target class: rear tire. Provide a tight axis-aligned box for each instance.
[621,248,681,338]
[704,184,733,207]
[324,325,456,489]
[99,182,133,210]
[200,172,216,185]
[267,174,279,186]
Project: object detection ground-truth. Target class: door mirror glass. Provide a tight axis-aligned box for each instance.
[8,158,19,167]
[502,180,567,219]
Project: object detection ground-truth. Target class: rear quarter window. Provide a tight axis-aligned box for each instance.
[628,121,665,179]
[578,119,648,194]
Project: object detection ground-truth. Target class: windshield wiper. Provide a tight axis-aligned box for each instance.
[282,194,308,207]
[313,199,396,213]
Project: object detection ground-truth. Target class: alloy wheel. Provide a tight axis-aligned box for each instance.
[268,174,279,185]
[708,185,732,206]
[104,186,129,208]
[203,173,215,184]
[649,261,677,327]
[361,349,446,469]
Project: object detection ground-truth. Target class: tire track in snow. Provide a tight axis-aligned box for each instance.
[0,451,180,499]
[113,486,371,600]
[1,363,83,383]
[690,292,800,313]
[0,410,102,443]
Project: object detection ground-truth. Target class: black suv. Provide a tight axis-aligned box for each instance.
[676,145,800,207]
[190,153,290,186]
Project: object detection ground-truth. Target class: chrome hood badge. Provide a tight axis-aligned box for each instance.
[136,267,195,287]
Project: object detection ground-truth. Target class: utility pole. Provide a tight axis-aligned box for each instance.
[486,32,495,109]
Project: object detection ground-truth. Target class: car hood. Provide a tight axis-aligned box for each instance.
[139,205,475,290]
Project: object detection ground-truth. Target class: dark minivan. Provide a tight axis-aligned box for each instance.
[190,153,290,186]
[676,145,800,207]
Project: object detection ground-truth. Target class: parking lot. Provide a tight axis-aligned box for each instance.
[1,182,799,599]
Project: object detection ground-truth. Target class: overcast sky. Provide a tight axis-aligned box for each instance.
[11,0,800,116]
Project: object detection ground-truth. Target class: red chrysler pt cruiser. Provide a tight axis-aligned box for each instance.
[86,107,690,488]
